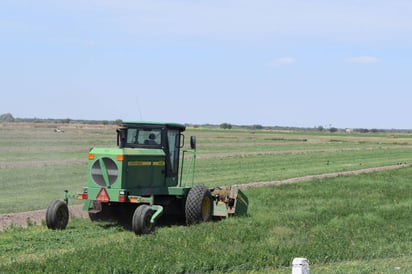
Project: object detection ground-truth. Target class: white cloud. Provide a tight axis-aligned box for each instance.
[347,56,380,64]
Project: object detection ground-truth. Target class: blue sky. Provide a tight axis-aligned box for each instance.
[1,1,411,129]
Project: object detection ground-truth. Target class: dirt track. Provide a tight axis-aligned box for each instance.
[0,163,409,231]
[0,205,87,232]
[234,163,409,190]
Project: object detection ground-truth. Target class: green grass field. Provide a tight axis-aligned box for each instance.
[0,123,411,273]
[1,123,412,213]
[0,167,411,273]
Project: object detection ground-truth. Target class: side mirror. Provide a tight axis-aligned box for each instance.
[190,136,196,150]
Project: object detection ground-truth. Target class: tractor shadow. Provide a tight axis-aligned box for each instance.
[87,201,194,233]
[90,214,230,233]
[90,211,188,232]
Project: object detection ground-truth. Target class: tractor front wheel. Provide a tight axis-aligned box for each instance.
[132,205,155,235]
[45,200,69,230]
[185,185,213,225]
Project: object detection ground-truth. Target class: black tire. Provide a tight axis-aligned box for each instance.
[46,200,59,228]
[132,205,155,235]
[45,200,69,230]
[185,185,213,225]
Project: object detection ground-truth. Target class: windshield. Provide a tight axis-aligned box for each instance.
[125,128,162,148]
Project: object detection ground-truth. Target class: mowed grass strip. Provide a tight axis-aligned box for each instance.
[0,167,410,273]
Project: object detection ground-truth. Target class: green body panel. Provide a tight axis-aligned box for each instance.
[166,187,191,196]
[233,189,249,216]
[87,147,189,201]
[123,151,166,189]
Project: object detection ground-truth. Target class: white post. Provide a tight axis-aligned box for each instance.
[292,258,310,274]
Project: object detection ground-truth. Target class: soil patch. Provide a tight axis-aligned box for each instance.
[0,205,87,231]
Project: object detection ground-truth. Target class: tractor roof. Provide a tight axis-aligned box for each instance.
[121,121,186,131]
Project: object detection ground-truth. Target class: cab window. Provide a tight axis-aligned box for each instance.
[125,128,161,147]
[167,129,180,175]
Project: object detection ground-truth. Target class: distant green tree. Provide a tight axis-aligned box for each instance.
[0,113,15,122]
[329,127,338,133]
[252,124,263,130]
[220,123,232,129]
[356,128,369,133]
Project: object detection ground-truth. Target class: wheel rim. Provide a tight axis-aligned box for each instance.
[201,197,211,221]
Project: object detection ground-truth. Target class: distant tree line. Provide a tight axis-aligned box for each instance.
[188,122,410,133]
[220,123,232,129]
[1,113,410,133]
[0,113,123,125]
[316,125,384,133]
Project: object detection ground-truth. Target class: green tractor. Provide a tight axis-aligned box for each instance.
[46,122,248,235]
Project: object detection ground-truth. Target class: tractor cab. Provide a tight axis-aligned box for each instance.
[117,122,186,149]
[117,122,188,179]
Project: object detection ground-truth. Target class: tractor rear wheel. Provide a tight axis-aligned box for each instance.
[45,200,69,230]
[185,185,213,225]
[132,205,155,235]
